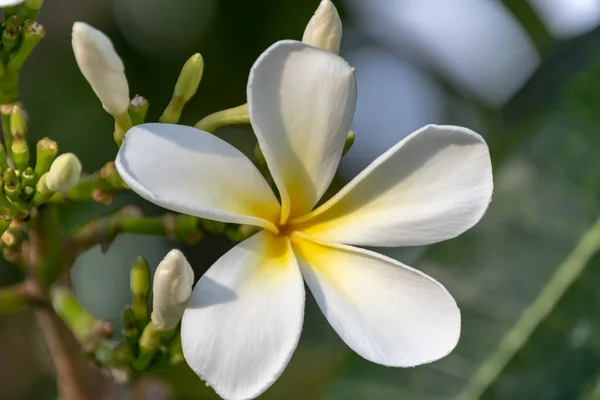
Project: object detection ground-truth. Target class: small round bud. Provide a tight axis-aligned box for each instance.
[302,0,342,54]
[46,153,82,192]
[151,249,194,331]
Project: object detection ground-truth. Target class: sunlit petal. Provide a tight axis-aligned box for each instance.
[293,125,493,246]
[181,231,304,400]
[292,233,460,366]
[248,40,356,222]
[116,123,281,232]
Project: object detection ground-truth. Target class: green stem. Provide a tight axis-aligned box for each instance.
[132,322,166,371]
[113,112,132,148]
[48,165,127,203]
[500,0,554,55]
[457,215,600,400]
[52,287,113,352]
[37,204,62,285]
[159,96,185,124]
[194,103,249,133]
[0,281,40,313]
[65,207,205,263]
[119,214,204,243]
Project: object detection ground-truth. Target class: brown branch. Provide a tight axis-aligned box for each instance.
[62,206,205,268]
[36,306,104,400]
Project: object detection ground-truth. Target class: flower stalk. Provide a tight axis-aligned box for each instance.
[130,256,150,326]
[52,287,113,352]
[194,103,249,133]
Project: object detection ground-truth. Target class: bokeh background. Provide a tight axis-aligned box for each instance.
[2,0,600,398]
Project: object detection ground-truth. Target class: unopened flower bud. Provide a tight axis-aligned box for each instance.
[159,53,204,124]
[6,20,45,73]
[302,0,342,54]
[151,249,194,331]
[174,53,204,103]
[343,130,355,155]
[34,137,58,177]
[46,153,82,192]
[10,105,26,139]
[72,22,130,117]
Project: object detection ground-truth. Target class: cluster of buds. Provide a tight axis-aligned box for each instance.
[120,250,194,371]
[0,0,45,103]
[0,104,82,237]
[72,22,204,147]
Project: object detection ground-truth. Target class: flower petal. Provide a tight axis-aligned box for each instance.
[248,40,357,222]
[116,123,280,231]
[292,125,493,246]
[181,231,305,400]
[292,233,460,367]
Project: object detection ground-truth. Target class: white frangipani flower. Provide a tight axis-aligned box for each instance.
[151,249,195,331]
[71,22,130,117]
[116,40,493,400]
[302,0,342,54]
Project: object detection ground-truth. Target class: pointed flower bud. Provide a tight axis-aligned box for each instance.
[159,53,204,124]
[151,249,194,331]
[72,22,130,117]
[46,153,82,192]
[174,53,204,103]
[302,0,342,54]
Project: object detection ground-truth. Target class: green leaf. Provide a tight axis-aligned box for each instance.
[457,215,600,400]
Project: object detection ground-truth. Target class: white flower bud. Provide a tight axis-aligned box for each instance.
[302,0,342,54]
[72,22,130,117]
[46,153,82,192]
[151,249,195,331]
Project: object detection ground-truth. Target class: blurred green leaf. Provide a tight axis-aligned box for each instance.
[457,215,600,400]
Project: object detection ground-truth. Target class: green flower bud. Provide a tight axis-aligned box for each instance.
[159,53,204,124]
[7,20,45,72]
[34,137,58,177]
[343,130,355,155]
[174,53,204,103]
[130,256,150,324]
[9,105,26,139]
[10,138,29,171]
[21,166,35,187]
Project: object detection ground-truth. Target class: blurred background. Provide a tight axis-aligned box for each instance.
[2,0,600,398]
